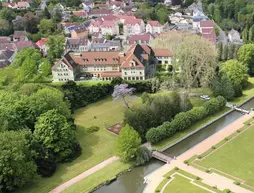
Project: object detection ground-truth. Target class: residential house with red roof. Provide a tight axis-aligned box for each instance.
[153,48,173,71]
[13,31,28,42]
[123,18,145,36]
[124,34,154,48]
[88,20,101,33]
[89,9,112,18]
[52,44,157,82]
[100,20,119,35]
[65,38,91,53]
[146,21,164,34]
[72,11,88,18]
[71,27,89,38]
[36,38,48,56]
[198,20,216,45]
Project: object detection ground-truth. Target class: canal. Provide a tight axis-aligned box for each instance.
[94,99,254,193]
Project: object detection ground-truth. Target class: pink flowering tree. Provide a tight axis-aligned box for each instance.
[112,84,136,109]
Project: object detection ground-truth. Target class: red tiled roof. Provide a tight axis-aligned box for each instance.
[121,53,144,68]
[202,29,216,45]
[124,18,142,25]
[15,41,38,51]
[115,15,136,20]
[101,21,115,28]
[200,20,214,28]
[36,38,48,47]
[89,20,101,27]
[101,15,118,21]
[16,1,30,7]
[0,36,10,43]
[71,52,121,66]
[90,9,112,15]
[127,34,152,44]
[153,49,173,57]
[101,71,122,77]
[73,11,88,17]
[147,20,162,27]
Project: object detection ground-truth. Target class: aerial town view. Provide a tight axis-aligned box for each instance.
[0,0,254,192]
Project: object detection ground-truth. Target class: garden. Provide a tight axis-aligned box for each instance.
[155,168,225,193]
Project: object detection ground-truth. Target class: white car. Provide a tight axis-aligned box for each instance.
[200,95,210,100]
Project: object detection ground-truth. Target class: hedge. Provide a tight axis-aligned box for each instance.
[146,96,227,144]
[60,80,153,110]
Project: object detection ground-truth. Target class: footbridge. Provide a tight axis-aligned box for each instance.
[152,151,174,164]
[226,102,250,114]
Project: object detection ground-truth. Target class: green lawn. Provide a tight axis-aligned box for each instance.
[152,107,230,150]
[18,97,136,193]
[162,174,209,193]
[197,126,254,187]
[62,160,132,193]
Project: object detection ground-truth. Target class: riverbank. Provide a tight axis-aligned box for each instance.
[143,112,254,193]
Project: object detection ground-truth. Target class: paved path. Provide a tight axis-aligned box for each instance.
[144,112,254,193]
[50,156,120,193]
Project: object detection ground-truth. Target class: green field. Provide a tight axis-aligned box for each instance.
[18,97,135,193]
[197,126,254,187]
[162,174,209,193]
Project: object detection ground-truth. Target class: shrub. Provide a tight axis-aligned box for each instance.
[203,98,220,115]
[234,181,241,185]
[166,176,171,179]
[196,176,200,180]
[171,112,192,131]
[225,137,229,141]
[184,160,189,164]
[216,96,227,108]
[87,126,100,133]
[224,189,231,193]
[206,169,210,173]
[155,189,160,193]
[174,167,179,170]
[198,155,203,159]
[212,146,216,149]
[146,126,168,144]
[237,129,241,133]
[186,106,206,123]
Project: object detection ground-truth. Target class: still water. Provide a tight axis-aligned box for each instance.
[94,100,254,193]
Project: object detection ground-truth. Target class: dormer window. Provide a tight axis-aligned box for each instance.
[130,60,136,67]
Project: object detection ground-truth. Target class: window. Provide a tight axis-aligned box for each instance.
[140,72,142,75]
[124,72,127,75]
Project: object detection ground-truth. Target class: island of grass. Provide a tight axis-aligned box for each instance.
[193,122,254,190]
[155,168,225,193]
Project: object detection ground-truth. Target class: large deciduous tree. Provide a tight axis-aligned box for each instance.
[38,19,56,35]
[116,125,141,162]
[0,130,37,192]
[33,110,76,162]
[46,35,66,60]
[175,35,217,89]
[237,43,254,75]
[220,59,249,88]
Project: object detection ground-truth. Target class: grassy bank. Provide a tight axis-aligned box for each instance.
[62,160,132,193]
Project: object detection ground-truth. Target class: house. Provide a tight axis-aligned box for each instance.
[52,44,156,82]
[228,29,241,43]
[13,31,28,42]
[198,20,216,45]
[40,0,47,10]
[89,9,112,18]
[36,38,48,56]
[83,0,94,10]
[0,49,15,69]
[0,36,10,43]
[153,49,173,71]
[115,15,136,24]
[15,41,39,51]
[146,21,164,34]
[72,11,88,18]
[14,1,30,9]
[100,20,119,35]
[125,34,154,47]
[71,27,89,38]
[88,20,101,33]
[123,18,145,36]
[65,38,91,53]
[90,40,121,51]
[164,0,171,6]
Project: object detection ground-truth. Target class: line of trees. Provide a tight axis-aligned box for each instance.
[146,96,226,144]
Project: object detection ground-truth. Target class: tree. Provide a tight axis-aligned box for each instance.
[0,8,16,22]
[220,59,249,87]
[116,125,141,162]
[23,12,40,33]
[156,8,168,24]
[212,74,235,100]
[223,44,228,60]
[249,25,254,42]
[38,19,56,35]
[242,27,249,43]
[175,35,217,89]
[46,35,65,60]
[9,48,51,83]
[217,42,223,61]
[237,43,254,75]
[0,19,12,36]
[112,84,136,109]
[33,110,76,162]
[0,130,37,192]
[43,7,51,19]
[228,44,234,59]
[214,8,221,22]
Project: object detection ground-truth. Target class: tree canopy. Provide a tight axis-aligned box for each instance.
[237,43,254,75]
[116,125,141,162]
[46,35,66,60]
[0,130,37,192]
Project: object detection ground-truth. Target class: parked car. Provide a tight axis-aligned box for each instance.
[200,95,210,100]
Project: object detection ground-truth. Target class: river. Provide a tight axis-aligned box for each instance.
[93,99,254,193]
